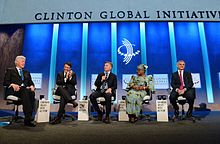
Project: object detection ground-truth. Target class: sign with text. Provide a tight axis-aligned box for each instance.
[122,74,135,89]
[35,99,50,123]
[153,74,169,89]
[91,74,98,90]
[78,100,89,121]
[0,0,220,24]
[30,73,42,89]
[191,73,201,88]
[156,100,169,122]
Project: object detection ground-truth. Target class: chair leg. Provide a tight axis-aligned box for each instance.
[181,105,185,116]
[14,105,19,122]
[140,109,143,119]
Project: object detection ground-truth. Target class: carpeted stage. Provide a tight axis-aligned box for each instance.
[0,111,220,144]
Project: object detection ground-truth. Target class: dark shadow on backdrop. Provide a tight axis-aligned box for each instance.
[0,24,25,99]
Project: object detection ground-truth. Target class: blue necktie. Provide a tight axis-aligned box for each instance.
[19,69,24,81]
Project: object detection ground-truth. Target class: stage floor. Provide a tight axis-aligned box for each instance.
[0,111,220,144]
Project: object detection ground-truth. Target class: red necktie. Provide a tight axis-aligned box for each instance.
[179,70,184,90]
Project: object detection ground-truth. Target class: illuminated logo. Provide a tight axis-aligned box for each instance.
[118,38,140,65]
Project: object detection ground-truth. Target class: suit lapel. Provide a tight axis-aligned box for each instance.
[107,72,112,80]
[62,71,66,81]
[183,71,187,83]
[13,67,22,80]
[14,67,21,77]
[176,71,181,83]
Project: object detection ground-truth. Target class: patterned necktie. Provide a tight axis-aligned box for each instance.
[19,69,24,81]
[105,72,109,80]
[179,70,184,90]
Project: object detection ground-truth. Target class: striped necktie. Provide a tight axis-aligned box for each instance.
[19,69,24,81]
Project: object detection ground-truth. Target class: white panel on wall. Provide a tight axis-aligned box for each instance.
[30,73,42,89]
[153,74,169,89]
[192,73,201,88]
[122,74,135,90]
[91,74,98,90]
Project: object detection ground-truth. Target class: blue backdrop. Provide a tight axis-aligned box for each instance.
[19,22,220,105]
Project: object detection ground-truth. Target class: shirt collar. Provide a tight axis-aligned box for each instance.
[16,67,22,71]
[104,71,110,75]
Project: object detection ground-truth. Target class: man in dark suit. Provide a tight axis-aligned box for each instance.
[4,56,36,127]
[90,61,117,124]
[170,60,195,118]
[50,62,78,124]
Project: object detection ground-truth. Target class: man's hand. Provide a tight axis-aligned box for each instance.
[68,71,73,79]
[105,88,112,94]
[30,85,35,92]
[66,72,69,79]
[10,84,20,91]
[101,75,106,81]
[177,89,186,95]
[26,85,35,92]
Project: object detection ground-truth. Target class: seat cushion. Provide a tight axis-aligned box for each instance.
[7,95,20,101]
[178,96,186,101]
[53,95,77,101]
[96,97,105,102]
[143,95,151,101]
[96,96,115,103]
[53,95,61,101]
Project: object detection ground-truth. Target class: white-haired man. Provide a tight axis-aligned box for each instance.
[170,60,195,118]
[4,55,36,127]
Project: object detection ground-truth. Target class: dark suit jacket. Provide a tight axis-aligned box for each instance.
[171,71,193,91]
[3,67,35,97]
[56,71,77,95]
[4,67,34,88]
[95,72,117,95]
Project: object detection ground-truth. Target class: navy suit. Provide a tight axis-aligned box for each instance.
[90,72,117,116]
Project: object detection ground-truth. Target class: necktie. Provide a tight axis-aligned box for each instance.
[105,72,108,80]
[19,69,24,81]
[179,70,184,90]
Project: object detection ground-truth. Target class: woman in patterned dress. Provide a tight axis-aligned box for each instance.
[126,64,154,123]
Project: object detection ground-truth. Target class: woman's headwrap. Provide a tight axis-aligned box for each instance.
[137,64,148,72]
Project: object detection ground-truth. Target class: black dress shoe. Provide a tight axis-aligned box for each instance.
[70,101,78,108]
[24,121,36,127]
[130,117,138,123]
[186,111,192,118]
[50,117,61,125]
[97,113,103,121]
[103,116,110,124]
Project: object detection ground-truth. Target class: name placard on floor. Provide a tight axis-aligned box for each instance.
[35,99,50,123]
[156,100,169,122]
[118,100,129,121]
[78,100,89,121]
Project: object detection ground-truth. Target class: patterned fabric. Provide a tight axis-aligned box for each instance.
[126,75,154,117]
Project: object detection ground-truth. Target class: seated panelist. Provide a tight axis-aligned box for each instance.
[126,64,154,123]
[169,60,195,118]
[50,62,78,125]
[89,61,117,124]
[4,56,36,127]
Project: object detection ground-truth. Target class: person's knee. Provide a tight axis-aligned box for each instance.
[105,93,112,100]
[169,95,176,103]
[185,90,195,100]
[89,92,96,100]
